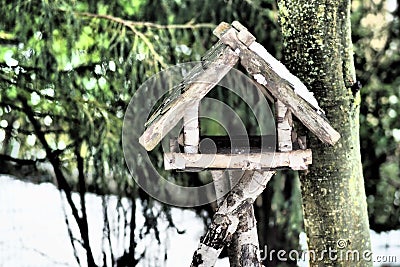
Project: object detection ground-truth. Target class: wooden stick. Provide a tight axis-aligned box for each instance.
[169,138,180,152]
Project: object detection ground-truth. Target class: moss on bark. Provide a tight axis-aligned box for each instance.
[278,0,372,266]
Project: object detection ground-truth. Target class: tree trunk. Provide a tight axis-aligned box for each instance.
[278,0,372,266]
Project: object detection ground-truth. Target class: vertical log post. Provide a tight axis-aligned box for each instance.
[211,171,230,206]
[275,100,293,152]
[226,171,262,267]
[211,172,263,267]
[184,101,200,153]
[191,171,275,267]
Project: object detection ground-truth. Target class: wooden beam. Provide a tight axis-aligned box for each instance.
[164,149,312,171]
[231,21,256,47]
[139,44,239,151]
[214,22,341,146]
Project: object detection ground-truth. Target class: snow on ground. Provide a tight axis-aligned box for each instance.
[0,175,222,267]
[0,175,398,267]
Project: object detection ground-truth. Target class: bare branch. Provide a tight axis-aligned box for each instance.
[18,95,97,267]
[60,191,82,266]
[0,154,46,165]
[74,11,215,30]
[102,196,115,266]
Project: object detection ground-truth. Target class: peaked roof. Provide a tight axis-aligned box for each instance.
[139,21,340,151]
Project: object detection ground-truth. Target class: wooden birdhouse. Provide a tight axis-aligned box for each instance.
[138,21,340,173]
[138,21,341,266]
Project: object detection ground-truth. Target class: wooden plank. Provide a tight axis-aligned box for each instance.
[214,22,341,146]
[164,149,312,171]
[212,22,231,39]
[249,42,325,115]
[226,21,325,114]
[139,44,239,151]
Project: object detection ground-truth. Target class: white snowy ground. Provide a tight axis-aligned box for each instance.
[0,175,398,267]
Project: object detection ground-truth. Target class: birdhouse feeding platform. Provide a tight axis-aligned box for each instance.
[138,21,340,172]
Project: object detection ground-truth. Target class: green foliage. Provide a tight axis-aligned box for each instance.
[352,0,400,231]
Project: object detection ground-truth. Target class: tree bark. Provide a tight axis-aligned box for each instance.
[278,0,372,266]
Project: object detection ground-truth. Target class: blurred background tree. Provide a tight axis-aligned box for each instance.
[352,0,400,233]
[0,0,398,266]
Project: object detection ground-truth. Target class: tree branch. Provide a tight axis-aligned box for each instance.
[0,154,46,165]
[18,95,97,267]
[102,196,115,266]
[74,11,215,30]
[211,170,262,266]
[0,101,80,124]
[60,191,82,266]
[2,124,66,136]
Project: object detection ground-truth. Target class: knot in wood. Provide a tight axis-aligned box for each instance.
[200,214,232,250]
[191,251,204,266]
[226,188,244,208]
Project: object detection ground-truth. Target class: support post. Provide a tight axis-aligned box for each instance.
[211,171,262,267]
[191,171,275,267]
[226,171,262,267]
[211,171,230,206]
[275,100,293,152]
[184,101,200,153]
